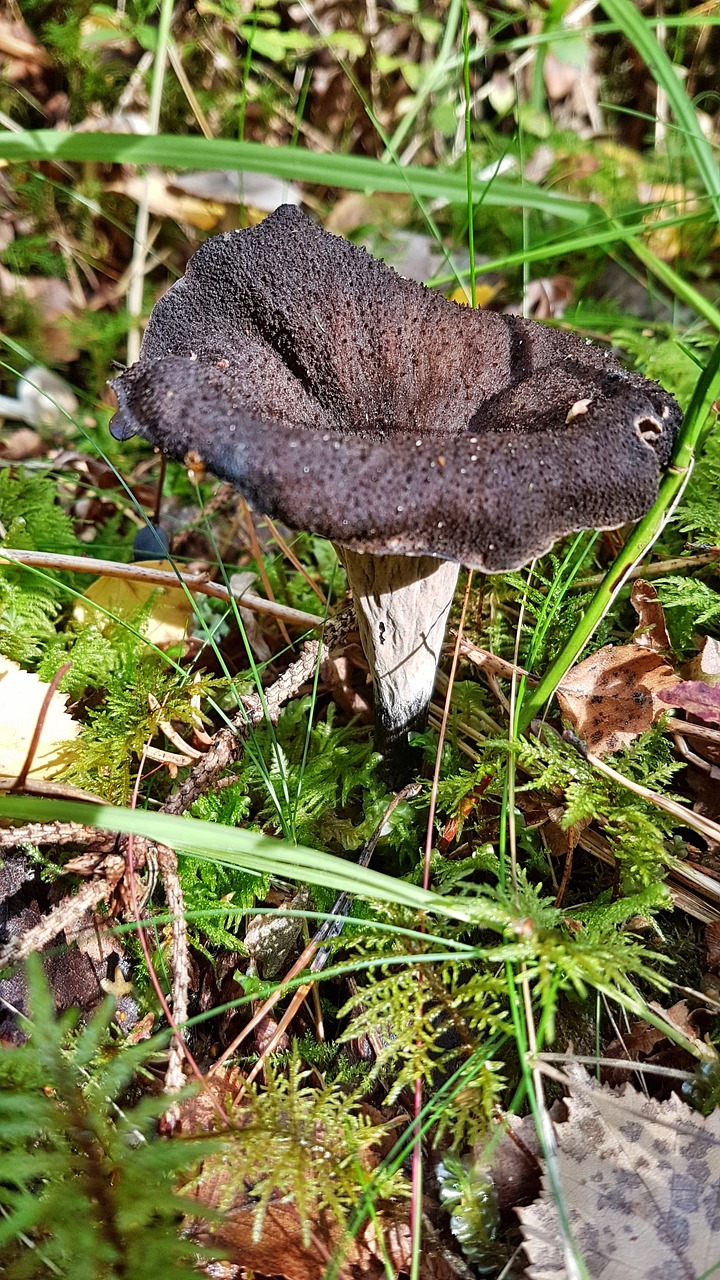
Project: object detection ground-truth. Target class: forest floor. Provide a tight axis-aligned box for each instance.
[2,2,720,1277]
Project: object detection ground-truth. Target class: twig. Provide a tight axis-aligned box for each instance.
[126,0,174,365]
[0,821,117,851]
[0,549,323,630]
[583,745,720,848]
[574,548,720,591]
[161,610,353,817]
[10,662,72,792]
[0,860,125,969]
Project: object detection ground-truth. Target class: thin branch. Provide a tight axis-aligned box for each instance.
[0,548,323,630]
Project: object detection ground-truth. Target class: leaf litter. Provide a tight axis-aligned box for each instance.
[518,1065,720,1280]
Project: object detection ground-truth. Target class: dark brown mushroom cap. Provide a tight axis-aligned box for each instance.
[110,205,681,573]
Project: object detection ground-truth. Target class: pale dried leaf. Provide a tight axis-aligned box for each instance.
[107,172,225,230]
[631,579,673,654]
[518,1065,720,1280]
[685,638,720,686]
[556,643,679,756]
[0,657,80,779]
[73,559,193,647]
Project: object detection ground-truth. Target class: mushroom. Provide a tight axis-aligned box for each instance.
[109,206,681,781]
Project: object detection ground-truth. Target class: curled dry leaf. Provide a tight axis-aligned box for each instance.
[518,1065,720,1280]
[658,680,720,727]
[0,656,80,779]
[556,643,680,756]
[630,578,673,654]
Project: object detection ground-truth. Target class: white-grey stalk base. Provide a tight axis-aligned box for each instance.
[336,548,460,779]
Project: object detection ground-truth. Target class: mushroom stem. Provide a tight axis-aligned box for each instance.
[335,548,460,783]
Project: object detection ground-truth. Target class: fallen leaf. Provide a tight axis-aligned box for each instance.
[631,578,673,654]
[556,643,680,755]
[684,637,720,686]
[602,1000,700,1089]
[73,560,194,647]
[170,169,302,212]
[0,267,79,362]
[107,172,225,230]
[518,1065,720,1280]
[0,657,80,779]
[190,1190,463,1280]
[658,680,720,726]
[0,427,43,460]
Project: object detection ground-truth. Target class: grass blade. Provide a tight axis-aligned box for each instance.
[0,130,593,222]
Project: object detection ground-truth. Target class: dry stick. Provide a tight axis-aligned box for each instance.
[0,822,117,851]
[208,782,421,1080]
[126,0,173,365]
[126,746,228,1123]
[574,548,720,591]
[580,744,720,847]
[0,548,322,631]
[0,863,125,969]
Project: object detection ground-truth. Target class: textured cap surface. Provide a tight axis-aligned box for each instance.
[110,205,681,573]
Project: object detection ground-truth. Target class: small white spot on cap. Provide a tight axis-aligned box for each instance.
[303,466,310,473]
[415,439,422,446]
[471,454,477,462]
[397,504,404,512]
[566,397,591,423]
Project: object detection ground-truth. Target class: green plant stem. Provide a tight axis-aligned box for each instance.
[462,0,476,309]
[517,338,720,732]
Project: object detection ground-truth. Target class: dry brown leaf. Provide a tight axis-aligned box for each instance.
[73,559,194,647]
[518,1065,720,1280]
[556,643,680,756]
[0,267,79,362]
[630,579,673,654]
[190,1189,464,1280]
[0,657,80,779]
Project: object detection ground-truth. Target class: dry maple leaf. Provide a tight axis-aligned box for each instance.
[518,1065,720,1280]
[0,657,80,779]
[556,643,680,756]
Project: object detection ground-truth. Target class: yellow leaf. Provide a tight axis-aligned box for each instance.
[73,560,194,647]
[0,658,80,779]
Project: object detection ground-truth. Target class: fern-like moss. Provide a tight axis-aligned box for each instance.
[0,956,214,1279]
